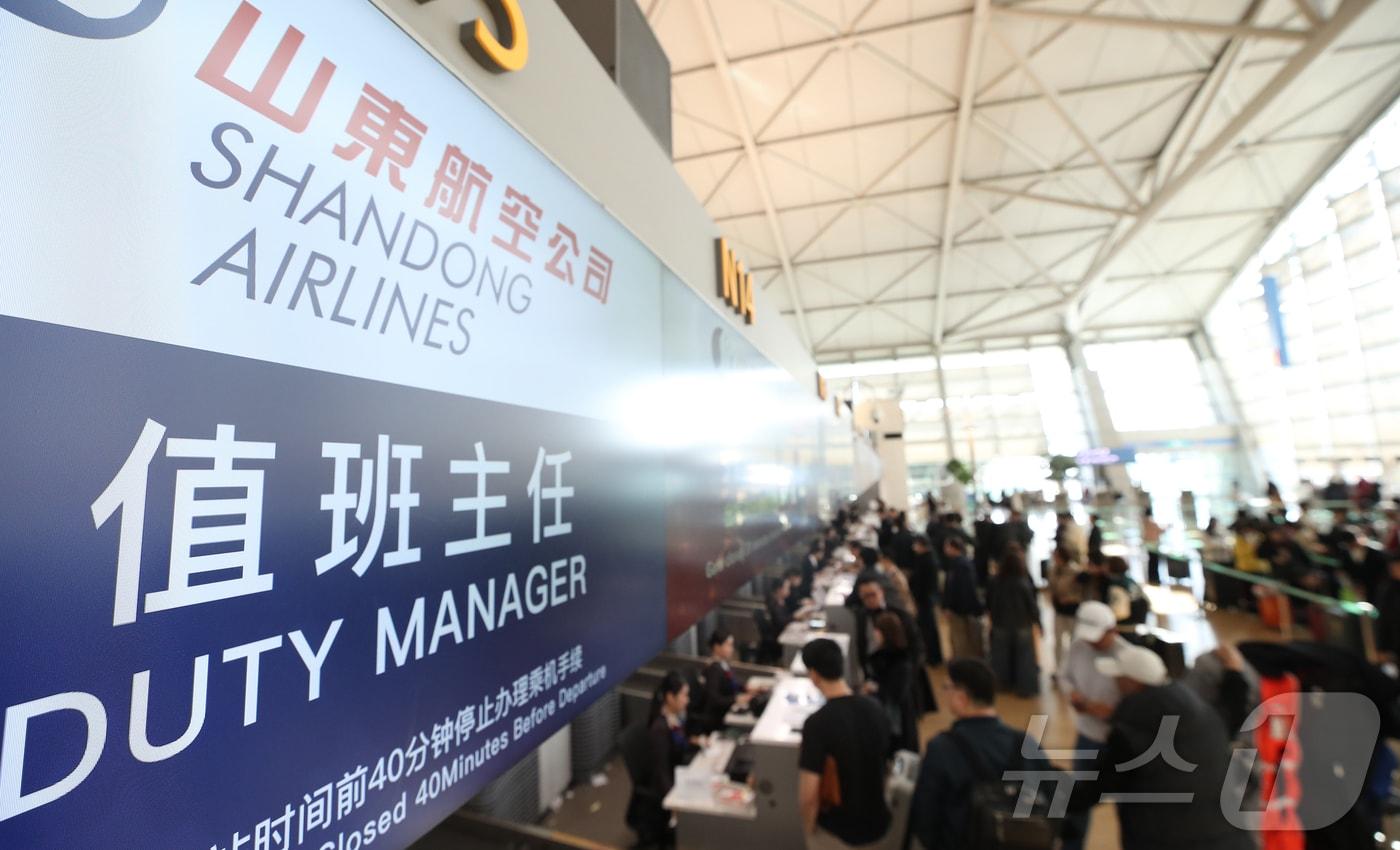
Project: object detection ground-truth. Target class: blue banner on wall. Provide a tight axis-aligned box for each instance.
[1261,275,1290,368]
[0,316,666,849]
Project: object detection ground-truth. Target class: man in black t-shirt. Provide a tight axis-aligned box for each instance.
[797,638,892,849]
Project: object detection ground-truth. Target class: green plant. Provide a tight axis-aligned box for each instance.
[1047,454,1078,482]
[945,458,974,486]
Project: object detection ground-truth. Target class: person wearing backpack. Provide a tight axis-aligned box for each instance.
[910,658,1059,850]
[1067,647,1254,850]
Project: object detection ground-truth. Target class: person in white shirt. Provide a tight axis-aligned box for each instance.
[1059,601,1129,850]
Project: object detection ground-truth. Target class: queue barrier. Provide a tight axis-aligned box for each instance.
[1147,544,1378,662]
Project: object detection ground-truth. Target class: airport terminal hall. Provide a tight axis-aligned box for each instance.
[10,0,1400,849]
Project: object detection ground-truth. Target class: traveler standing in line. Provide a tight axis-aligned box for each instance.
[891,511,916,572]
[1074,554,1110,606]
[1047,546,1083,676]
[941,535,986,659]
[908,534,945,666]
[910,658,1057,850]
[767,574,795,633]
[1142,506,1164,585]
[986,544,1042,696]
[854,574,936,714]
[1067,646,1254,850]
[797,639,893,850]
[861,610,919,754]
[974,513,1001,588]
[1056,511,1087,563]
[1059,601,1129,850]
[1086,514,1104,565]
[1004,509,1034,560]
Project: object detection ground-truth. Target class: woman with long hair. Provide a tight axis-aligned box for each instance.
[625,671,699,848]
[986,544,1043,696]
[861,610,919,754]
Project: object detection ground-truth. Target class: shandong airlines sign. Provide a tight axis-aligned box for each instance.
[1,0,531,72]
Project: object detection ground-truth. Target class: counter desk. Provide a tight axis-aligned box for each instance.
[669,674,824,850]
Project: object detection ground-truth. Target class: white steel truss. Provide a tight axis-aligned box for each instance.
[652,0,1400,360]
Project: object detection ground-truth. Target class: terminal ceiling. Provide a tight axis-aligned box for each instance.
[646,0,1400,366]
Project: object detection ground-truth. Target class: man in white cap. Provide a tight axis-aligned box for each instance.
[1058,601,1128,850]
[1067,646,1253,850]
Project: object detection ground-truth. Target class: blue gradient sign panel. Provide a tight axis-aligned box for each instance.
[0,316,665,848]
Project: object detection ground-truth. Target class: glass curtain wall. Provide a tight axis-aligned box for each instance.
[1206,101,1400,499]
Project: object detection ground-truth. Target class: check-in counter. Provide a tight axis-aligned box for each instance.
[669,674,823,850]
[778,622,857,684]
[663,737,758,850]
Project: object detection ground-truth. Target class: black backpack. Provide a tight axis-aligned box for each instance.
[948,729,1061,850]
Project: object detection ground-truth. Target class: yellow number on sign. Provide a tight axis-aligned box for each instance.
[465,0,529,73]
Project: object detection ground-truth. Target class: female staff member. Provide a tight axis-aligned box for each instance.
[701,629,761,732]
[625,672,700,848]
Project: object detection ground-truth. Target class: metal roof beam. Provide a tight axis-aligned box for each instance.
[812,321,1203,359]
[812,252,939,349]
[1080,217,1266,325]
[990,26,1143,209]
[934,0,990,348]
[992,5,1312,41]
[944,235,1105,335]
[801,266,942,342]
[787,118,952,262]
[966,179,1136,217]
[1290,0,1324,29]
[673,37,1400,165]
[672,8,970,77]
[693,0,813,350]
[1063,0,1377,314]
[963,193,1083,293]
[786,284,1065,316]
[1197,68,1400,318]
[1152,0,1265,190]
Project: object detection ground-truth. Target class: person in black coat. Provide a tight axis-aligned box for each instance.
[1004,509,1034,559]
[1376,555,1400,662]
[625,671,700,848]
[985,545,1042,696]
[766,576,794,633]
[892,511,916,572]
[973,514,1001,588]
[908,534,944,666]
[799,541,823,600]
[1087,516,1104,565]
[942,535,986,659]
[854,575,937,714]
[699,629,754,732]
[862,610,920,754]
[1335,530,1388,602]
